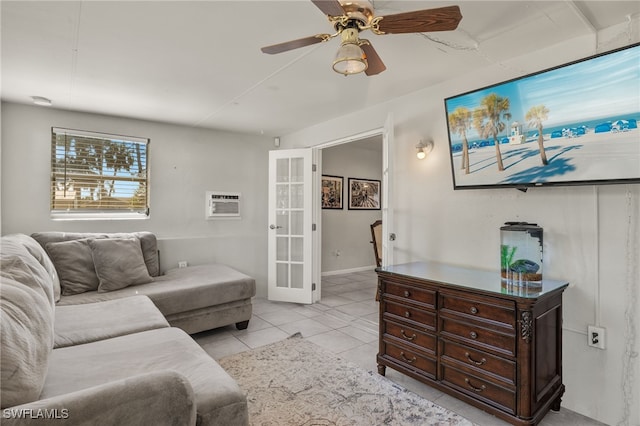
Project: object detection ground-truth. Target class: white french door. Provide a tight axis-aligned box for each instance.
[267,149,314,304]
[381,113,395,267]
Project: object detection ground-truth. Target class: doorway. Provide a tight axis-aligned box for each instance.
[267,118,394,304]
[311,117,395,303]
[320,136,383,276]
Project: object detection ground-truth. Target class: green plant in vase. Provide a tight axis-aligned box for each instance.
[501,245,517,278]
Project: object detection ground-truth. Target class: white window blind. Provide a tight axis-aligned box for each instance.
[51,127,149,219]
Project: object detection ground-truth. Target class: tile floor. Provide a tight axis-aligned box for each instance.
[193,270,604,426]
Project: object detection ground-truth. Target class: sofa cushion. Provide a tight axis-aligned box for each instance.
[56,264,256,317]
[0,236,57,307]
[1,234,61,302]
[42,327,249,425]
[32,232,160,277]
[54,296,169,348]
[89,238,153,292]
[4,371,197,426]
[45,239,100,295]
[0,257,54,409]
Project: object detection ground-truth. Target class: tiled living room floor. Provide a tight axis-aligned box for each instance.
[193,270,604,426]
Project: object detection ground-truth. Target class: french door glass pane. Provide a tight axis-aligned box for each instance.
[291,211,303,235]
[291,158,303,182]
[276,184,288,209]
[276,237,288,262]
[276,263,288,288]
[290,184,303,208]
[276,159,289,183]
[291,264,303,289]
[291,237,303,262]
[276,211,289,235]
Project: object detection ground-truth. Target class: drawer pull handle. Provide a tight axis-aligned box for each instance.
[404,311,411,318]
[400,351,417,364]
[464,352,487,366]
[464,378,486,393]
[470,306,478,314]
[400,330,416,341]
[469,331,478,339]
[403,290,410,298]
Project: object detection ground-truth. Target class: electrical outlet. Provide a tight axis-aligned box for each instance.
[588,325,605,349]
[178,261,188,268]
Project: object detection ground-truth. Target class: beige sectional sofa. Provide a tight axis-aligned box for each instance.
[0,232,255,425]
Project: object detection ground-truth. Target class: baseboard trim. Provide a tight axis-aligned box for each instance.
[321,265,377,276]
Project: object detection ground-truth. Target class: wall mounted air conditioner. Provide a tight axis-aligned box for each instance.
[205,191,241,219]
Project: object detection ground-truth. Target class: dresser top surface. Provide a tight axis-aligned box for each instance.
[377,261,568,299]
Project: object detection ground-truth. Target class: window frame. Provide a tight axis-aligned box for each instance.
[50,127,150,220]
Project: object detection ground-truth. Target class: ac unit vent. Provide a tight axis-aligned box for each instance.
[206,191,241,219]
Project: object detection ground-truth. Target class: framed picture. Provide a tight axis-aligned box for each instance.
[321,175,343,209]
[348,178,381,210]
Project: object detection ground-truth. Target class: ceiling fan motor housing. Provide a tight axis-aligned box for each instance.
[338,1,375,25]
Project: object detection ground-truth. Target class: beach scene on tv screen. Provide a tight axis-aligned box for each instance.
[445,44,639,188]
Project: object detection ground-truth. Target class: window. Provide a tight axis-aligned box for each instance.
[51,127,149,219]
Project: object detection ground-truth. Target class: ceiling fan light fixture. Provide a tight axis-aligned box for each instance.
[332,42,368,75]
[332,27,367,75]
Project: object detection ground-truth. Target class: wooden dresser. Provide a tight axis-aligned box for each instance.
[376,261,568,426]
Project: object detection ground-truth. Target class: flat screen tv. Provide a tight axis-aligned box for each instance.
[444,43,640,190]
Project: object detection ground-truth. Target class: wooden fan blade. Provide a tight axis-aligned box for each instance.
[376,5,462,34]
[361,43,386,76]
[311,0,345,17]
[261,34,330,54]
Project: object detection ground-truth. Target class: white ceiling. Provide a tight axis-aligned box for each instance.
[2,1,638,137]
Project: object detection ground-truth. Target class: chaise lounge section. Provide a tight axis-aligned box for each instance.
[31,231,256,334]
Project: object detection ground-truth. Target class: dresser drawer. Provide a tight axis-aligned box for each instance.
[384,300,436,330]
[384,319,436,354]
[384,281,435,308]
[383,341,437,379]
[440,339,515,385]
[440,291,515,330]
[442,365,516,414]
[441,317,516,357]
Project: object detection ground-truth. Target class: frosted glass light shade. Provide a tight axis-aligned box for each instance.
[332,43,368,75]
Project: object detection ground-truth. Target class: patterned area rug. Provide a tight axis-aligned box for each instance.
[218,334,475,426]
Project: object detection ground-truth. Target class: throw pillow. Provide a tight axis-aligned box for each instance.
[45,239,100,295]
[89,238,153,292]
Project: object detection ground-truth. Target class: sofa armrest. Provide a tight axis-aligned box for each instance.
[2,371,196,426]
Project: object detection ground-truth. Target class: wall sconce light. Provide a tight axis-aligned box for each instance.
[416,139,434,159]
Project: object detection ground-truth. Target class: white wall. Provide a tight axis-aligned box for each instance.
[281,34,640,426]
[1,102,271,297]
[321,141,382,273]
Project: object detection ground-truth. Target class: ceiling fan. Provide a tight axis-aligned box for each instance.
[261,0,462,76]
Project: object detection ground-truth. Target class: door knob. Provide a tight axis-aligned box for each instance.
[269,224,283,229]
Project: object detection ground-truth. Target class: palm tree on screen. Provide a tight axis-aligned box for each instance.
[474,93,511,171]
[525,105,550,165]
[448,107,472,174]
